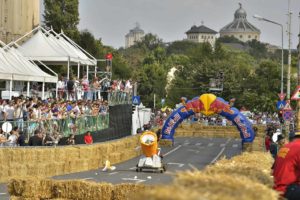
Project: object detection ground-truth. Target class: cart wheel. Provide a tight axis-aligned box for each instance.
[136,168,139,172]
[163,165,167,172]
[160,169,164,173]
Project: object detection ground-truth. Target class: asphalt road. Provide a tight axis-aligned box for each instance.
[0,137,242,199]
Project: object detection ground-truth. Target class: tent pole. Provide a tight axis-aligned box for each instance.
[77,62,80,79]
[86,65,89,80]
[55,81,58,99]
[42,81,45,100]
[67,57,70,80]
[94,65,97,78]
[27,81,30,97]
[9,76,13,100]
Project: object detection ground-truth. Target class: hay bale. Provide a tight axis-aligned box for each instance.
[133,185,206,200]
[52,180,113,200]
[174,171,279,200]
[159,139,173,147]
[8,178,113,200]
[112,184,147,200]
[205,162,273,187]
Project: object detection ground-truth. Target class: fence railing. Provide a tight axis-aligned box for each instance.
[108,91,132,105]
[0,114,109,141]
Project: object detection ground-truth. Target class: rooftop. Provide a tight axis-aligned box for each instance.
[186,25,218,34]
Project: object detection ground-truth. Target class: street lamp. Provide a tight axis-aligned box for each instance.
[253,14,284,95]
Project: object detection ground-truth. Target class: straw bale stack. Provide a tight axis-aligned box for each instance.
[205,162,273,187]
[0,135,142,183]
[173,171,278,200]
[8,178,113,200]
[133,185,204,200]
[159,139,173,147]
[112,184,147,200]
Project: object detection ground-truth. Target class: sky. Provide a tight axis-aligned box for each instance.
[42,0,300,49]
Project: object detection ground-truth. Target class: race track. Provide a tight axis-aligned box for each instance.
[0,137,242,199]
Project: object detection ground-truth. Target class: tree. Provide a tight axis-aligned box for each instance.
[135,63,167,107]
[135,33,164,51]
[43,0,79,40]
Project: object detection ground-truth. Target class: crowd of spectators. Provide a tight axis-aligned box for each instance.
[0,96,109,123]
[56,75,133,103]
[0,94,109,146]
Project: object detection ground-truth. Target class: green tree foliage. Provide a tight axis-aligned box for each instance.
[135,63,167,107]
[43,0,80,40]
[119,33,297,111]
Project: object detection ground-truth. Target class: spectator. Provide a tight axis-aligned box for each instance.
[28,129,43,146]
[4,100,15,121]
[43,133,54,146]
[57,76,65,99]
[6,130,18,147]
[17,131,26,146]
[66,134,75,145]
[84,131,93,145]
[67,76,75,101]
[270,134,286,158]
[82,75,90,100]
[52,133,62,146]
[0,128,6,146]
[273,132,300,200]
[265,132,272,152]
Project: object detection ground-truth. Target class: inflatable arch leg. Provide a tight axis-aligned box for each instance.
[161,94,255,143]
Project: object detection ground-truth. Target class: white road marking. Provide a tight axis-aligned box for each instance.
[220,144,226,147]
[122,178,146,183]
[195,143,202,146]
[82,177,94,180]
[188,163,197,170]
[168,162,184,168]
[164,145,182,156]
[183,142,190,146]
[129,167,136,170]
[0,193,6,195]
[188,149,200,153]
[109,172,119,175]
[210,147,225,164]
[232,144,239,148]
[208,143,214,147]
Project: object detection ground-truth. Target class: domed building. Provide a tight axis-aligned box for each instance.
[125,23,145,48]
[220,3,260,42]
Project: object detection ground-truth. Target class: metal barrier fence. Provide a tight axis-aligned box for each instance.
[108,91,132,106]
[1,114,109,141]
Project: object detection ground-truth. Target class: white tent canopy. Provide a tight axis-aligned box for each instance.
[0,47,57,83]
[10,26,97,79]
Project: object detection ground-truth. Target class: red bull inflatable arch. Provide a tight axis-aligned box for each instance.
[161,94,255,143]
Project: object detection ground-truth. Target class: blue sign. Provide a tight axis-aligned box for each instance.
[132,96,141,105]
[276,100,286,110]
[283,110,293,121]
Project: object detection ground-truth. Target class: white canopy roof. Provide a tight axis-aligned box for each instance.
[0,47,58,83]
[12,26,97,66]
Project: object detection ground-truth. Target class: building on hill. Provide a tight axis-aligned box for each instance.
[185,23,218,47]
[0,0,40,43]
[220,3,260,43]
[125,23,145,48]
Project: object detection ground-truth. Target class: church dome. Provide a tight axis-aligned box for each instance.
[220,3,260,34]
[234,4,247,19]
